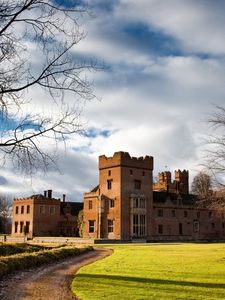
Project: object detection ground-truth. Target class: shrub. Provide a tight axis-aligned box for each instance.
[0,245,93,279]
[0,243,48,256]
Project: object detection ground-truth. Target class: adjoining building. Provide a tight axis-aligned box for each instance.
[83,151,225,241]
[11,190,83,238]
[11,151,225,241]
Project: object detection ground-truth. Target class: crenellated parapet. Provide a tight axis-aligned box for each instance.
[99,151,153,170]
[174,169,189,181]
[158,171,171,184]
[153,169,189,194]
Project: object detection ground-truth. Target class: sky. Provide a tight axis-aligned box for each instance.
[1,0,225,201]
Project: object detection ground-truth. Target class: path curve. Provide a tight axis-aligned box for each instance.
[0,248,112,300]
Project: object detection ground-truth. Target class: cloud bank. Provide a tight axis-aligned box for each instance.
[1,0,225,200]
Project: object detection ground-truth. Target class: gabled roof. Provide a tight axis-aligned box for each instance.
[90,185,99,193]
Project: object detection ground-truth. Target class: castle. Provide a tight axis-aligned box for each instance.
[83,152,225,241]
[12,151,225,241]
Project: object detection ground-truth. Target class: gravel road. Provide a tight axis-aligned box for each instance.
[0,248,111,300]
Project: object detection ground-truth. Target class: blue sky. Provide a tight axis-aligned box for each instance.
[2,0,225,200]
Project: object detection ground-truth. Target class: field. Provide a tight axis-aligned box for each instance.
[72,243,225,300]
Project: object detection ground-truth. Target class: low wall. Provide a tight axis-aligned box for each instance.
[32,237,95,244]
[0,236,27,243]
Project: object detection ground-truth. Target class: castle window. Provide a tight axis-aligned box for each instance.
[20,221,24,233]
[140,198,146,208]
[133,214,138,235]
[39,205,45,214]
[107,179,113,190]
[25,221,30,234]
[27,205,30,214]
[130,169,133,175]
[133,198,138,208]
[134,180,141,190]
[179,223,183,235]
[109,199,115,208]
[133,214,146,236]
[49,206,55,214]
[184,211,188,218]
[88,200,93,210]
[15,206,19,214]
[89,220,94,233]
[108,170,111,176]
[158,224,163,234]
[211,222,215,229]
[14,222,18,233]
[193,220,199,232]
[172,210,176,217]
[140,215,146,235]
[158,209,163,217]
[21,206,24,214]
[108,219,114,233]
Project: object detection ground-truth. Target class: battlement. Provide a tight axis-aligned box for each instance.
[174,169,189,181]
[158,171,171,184]
[153,169,189,194]
[99,151,153,170]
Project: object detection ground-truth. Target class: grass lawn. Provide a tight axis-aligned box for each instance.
[72,243,225,300]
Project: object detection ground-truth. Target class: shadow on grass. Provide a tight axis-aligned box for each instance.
[76,273,225,290]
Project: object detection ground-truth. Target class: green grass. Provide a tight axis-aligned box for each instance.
[72,243,225,300]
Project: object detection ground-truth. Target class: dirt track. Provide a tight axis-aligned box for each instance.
[0,248,111,300]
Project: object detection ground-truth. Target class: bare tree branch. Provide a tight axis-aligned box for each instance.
[0,0,98,174]
[203,106,225,187]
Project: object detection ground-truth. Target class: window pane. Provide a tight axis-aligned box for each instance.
[89,220,94,233]
[108,219,114,233]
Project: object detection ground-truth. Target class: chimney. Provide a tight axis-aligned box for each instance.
[47,190,52,199]
[63,194,66,202]
[44,191,47,197]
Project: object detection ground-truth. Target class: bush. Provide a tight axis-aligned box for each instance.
[0,243,48,256]
[0,245,93,279]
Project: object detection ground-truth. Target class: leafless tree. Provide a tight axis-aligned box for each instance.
[191,172,211,199]
[0,195,11,233]
[204,106,225,186]
[0,0,97,174]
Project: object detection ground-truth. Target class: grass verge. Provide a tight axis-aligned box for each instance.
[72,243,225,300]
[0,245,93,279]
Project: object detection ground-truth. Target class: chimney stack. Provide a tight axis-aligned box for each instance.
[63,194,66,202]
[44,191,47,197]
[47,190,52,199]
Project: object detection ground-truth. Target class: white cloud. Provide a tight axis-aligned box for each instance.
[116,0,225,55]
[2,1,225,199]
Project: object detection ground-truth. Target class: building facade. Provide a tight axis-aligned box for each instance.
[83,151,225,241]
[12,190,83,238]
[11,151,225,241]
[83,152,153,240]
